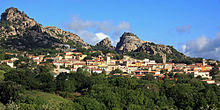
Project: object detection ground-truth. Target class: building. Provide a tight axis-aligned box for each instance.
[193,71,212,79]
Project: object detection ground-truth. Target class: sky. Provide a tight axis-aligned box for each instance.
[0,0,220,60]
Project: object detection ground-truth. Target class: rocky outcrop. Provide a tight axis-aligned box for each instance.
[115,32,187,62]
[135,42,173,55]
[96,37,114,50]
[0,7,89,50]
[44,26,88,47]
[0,7,37,37]
[115,32,145,53]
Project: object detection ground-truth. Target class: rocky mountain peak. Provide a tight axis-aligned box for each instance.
[115,32,187,63]
[122,32,136,36]
[1,7,35,25]
[0,7,38,38]
[96,37,114,50]
[1,7,20,21]
[115,32,145,53]
[0,7,89,50]
[121,32,140,39]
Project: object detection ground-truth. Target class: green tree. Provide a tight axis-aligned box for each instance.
[0,81,23,104]
[141,74,155,81]
[110,77,138,89]
[0,70,5,81]
[4,68,42,89]
[36,72,56,92]
[74,97,106,110]
[110,69,123,75]
[0,63,12,73]
[167,83,195,109]
[210,66,220,76]
[56,72,76,92]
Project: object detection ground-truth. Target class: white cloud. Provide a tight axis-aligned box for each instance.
[78,31,97,44]
[65,16,131,45]
[75,31,109,45]
[117,22,131,30]
[181,32,220,60]
[65,16,95,32]
[95,33,109,40]
[181,44,187,53]
[176,25,192,33]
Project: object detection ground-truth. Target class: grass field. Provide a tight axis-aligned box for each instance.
[16,90,82,110]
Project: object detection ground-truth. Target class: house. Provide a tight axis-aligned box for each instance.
[64,55,73,59]
[164,63,173,71]
[10,57,19,61]
[77,54,87,60]
[1,60,15,68]
[134,70,160,75]
[87,65,98,69]
[128,66,139,74]
[201,80,215,84]
[134,74,146,79]
[106,65,119,73]
[148,60,156,64]
[71,68,77,72]
[55,56,63,61]
[193,71,212,79]
[33,59,41,65]
[134,70,149,75]
[118,65,128,73]
[54,68,70,75]
[202,65,213,71]
[53,62,64,68]
[72,52,83,55]
[72,63,86,69]
[64,62,73,67]
[64,52,74,55]
[90,68,103,74]
[33,56,40,60]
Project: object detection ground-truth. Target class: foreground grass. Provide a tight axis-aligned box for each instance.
[13,90,82,110]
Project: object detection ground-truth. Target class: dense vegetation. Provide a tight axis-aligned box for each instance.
[1,61,220,109]
[91,45,115,54]
[0,33,62,51]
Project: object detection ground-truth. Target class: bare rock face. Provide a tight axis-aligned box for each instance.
[135,42,173,56]
[0,7,89,50]
[44,26,89,48]
[0,7,37,37]
[115,32,186,62]
[96,37,114,50]
[115,32,145,53]
[116,32,173,55]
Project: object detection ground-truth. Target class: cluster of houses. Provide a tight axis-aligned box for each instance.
[1,51,220,85]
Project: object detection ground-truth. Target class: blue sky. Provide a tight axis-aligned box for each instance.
[1,0,220,60]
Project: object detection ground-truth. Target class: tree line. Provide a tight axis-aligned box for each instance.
[0,62,220,109]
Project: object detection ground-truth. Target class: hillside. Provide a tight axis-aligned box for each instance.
[8,90,81,110]
[115,32,202,63]
[0,7,90,50]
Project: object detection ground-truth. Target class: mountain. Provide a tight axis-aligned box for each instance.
[116,32,200,63]
[115,32,145,54]
[95,37,114,50]
[0,7,89,50]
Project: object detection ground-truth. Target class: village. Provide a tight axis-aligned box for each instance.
[1,50,219,85]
